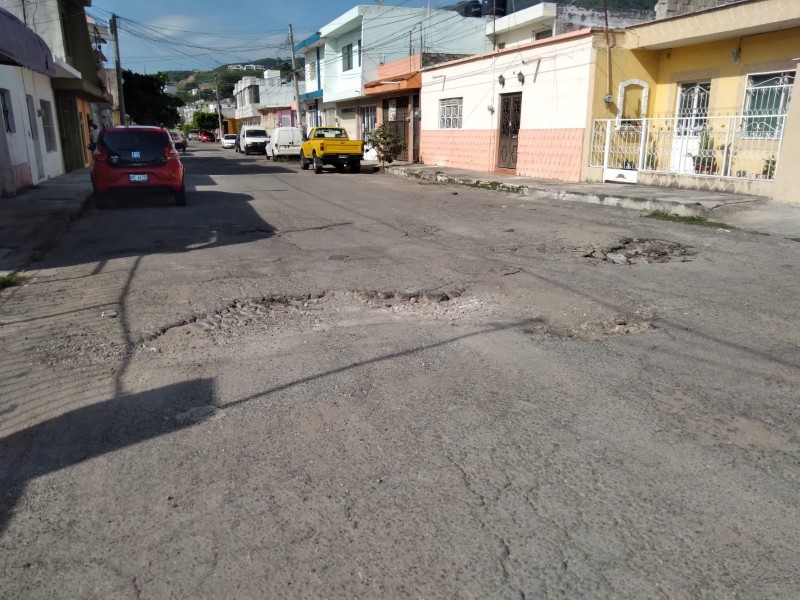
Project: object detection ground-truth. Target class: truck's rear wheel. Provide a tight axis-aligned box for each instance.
[313,154,323,174]
[349,161,361,174]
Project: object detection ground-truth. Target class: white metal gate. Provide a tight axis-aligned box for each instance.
[591,113,787,184]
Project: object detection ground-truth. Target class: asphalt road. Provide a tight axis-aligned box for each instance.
[1,144,799,599]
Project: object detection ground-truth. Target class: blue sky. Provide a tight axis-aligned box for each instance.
[88,0,447,72]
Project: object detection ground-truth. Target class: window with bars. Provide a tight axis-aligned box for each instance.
[342,44,353,72]
[742,71,794,139]
[534,27,553,40]
[439,98,463,129]
[40,99,56,151]
[1,89,15,133]
[357,39,361,67]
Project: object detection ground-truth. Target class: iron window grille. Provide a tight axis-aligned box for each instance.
[439,98,463,129]
[40,99,56,152]
[1,89,15,133]
[742,71,794,139]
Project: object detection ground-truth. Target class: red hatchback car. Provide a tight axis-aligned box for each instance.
[90,126,186,208]
[199,131,215,142]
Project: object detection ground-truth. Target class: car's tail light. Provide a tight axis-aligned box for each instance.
[320,143,325,151]
[92,146,108,162]
[165,146,181,161]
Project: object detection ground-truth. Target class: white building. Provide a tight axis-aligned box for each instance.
[0,7,63,195]
[234,71,304,128]
[295,5,490,140]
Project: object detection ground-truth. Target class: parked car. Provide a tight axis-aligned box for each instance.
[238,126,269,155]
[169,130,187,154]
[89,125,186,208]
[300,127,364,173]
[266,126,303,160]
[221,133,237,149]
[200,131,215,142]
[187,129,200,140]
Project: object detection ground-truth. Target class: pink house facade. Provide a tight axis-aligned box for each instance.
[419,30,593,181]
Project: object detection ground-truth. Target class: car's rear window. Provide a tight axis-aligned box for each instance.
[224,134,237,139]
[102,130,169,154]
[244,129,267,137]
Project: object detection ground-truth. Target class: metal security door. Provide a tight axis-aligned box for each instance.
[382,97,408,161]
[498,93,521,169]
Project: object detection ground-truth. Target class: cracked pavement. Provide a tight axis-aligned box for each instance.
[1,145,799,599]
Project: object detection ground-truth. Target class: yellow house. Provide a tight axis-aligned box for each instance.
[583,0,800,203]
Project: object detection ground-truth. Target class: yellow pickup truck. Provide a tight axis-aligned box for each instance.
[300,127,364,174]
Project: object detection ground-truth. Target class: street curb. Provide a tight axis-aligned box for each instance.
[385,166,709,217]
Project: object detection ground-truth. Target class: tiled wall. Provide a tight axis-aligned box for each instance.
[516,128,585,181]
[420,128,584,182]
[420,130,496,172]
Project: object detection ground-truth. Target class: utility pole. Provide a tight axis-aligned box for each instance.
[214,72,223,136]
[110,14,126,126]
[288,24,302,129]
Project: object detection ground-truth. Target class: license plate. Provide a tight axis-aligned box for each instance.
[338,155,349,159]
[129,174,148,183]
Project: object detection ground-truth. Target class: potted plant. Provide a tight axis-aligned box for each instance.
[692,127,717,175]
[761,156,776,179]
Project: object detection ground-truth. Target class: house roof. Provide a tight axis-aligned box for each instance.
[626,0,800,50]
[422,28,593,73]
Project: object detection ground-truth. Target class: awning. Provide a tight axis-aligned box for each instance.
[299,89,323,101]
[0,7,56,76]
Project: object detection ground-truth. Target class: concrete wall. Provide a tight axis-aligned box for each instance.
[420,32,593,180]
[772,61,800,204]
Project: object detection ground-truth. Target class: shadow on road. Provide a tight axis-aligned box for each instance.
[0,377,217,534]
[41,191,276,268]
[185,156,296,176]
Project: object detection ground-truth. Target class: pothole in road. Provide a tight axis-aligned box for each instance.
[161,288,469,338]
[581,238,697,265]
[521,312,654,341]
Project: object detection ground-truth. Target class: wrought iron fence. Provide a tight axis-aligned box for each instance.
[590,114,786,181]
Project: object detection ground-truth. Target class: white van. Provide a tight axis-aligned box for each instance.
[237,126,269,155]
[266,127,303,160]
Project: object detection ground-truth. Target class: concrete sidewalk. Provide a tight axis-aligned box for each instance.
[0,169,93,272]
[384,163,800,238]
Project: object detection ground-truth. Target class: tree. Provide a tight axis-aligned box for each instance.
[193,112,219,132]
[122,70,184,128]
[365,124,406,169]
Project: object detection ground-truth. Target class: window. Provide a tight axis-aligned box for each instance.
[342,43,353,71]
[357,39,361,67]
[308,61,317,81]
[675,81,710,136]
[743,71,794,138]
[0,89,15,133]
[40,99,56,151]
[439,98,463,129]
[534,27,553,41]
